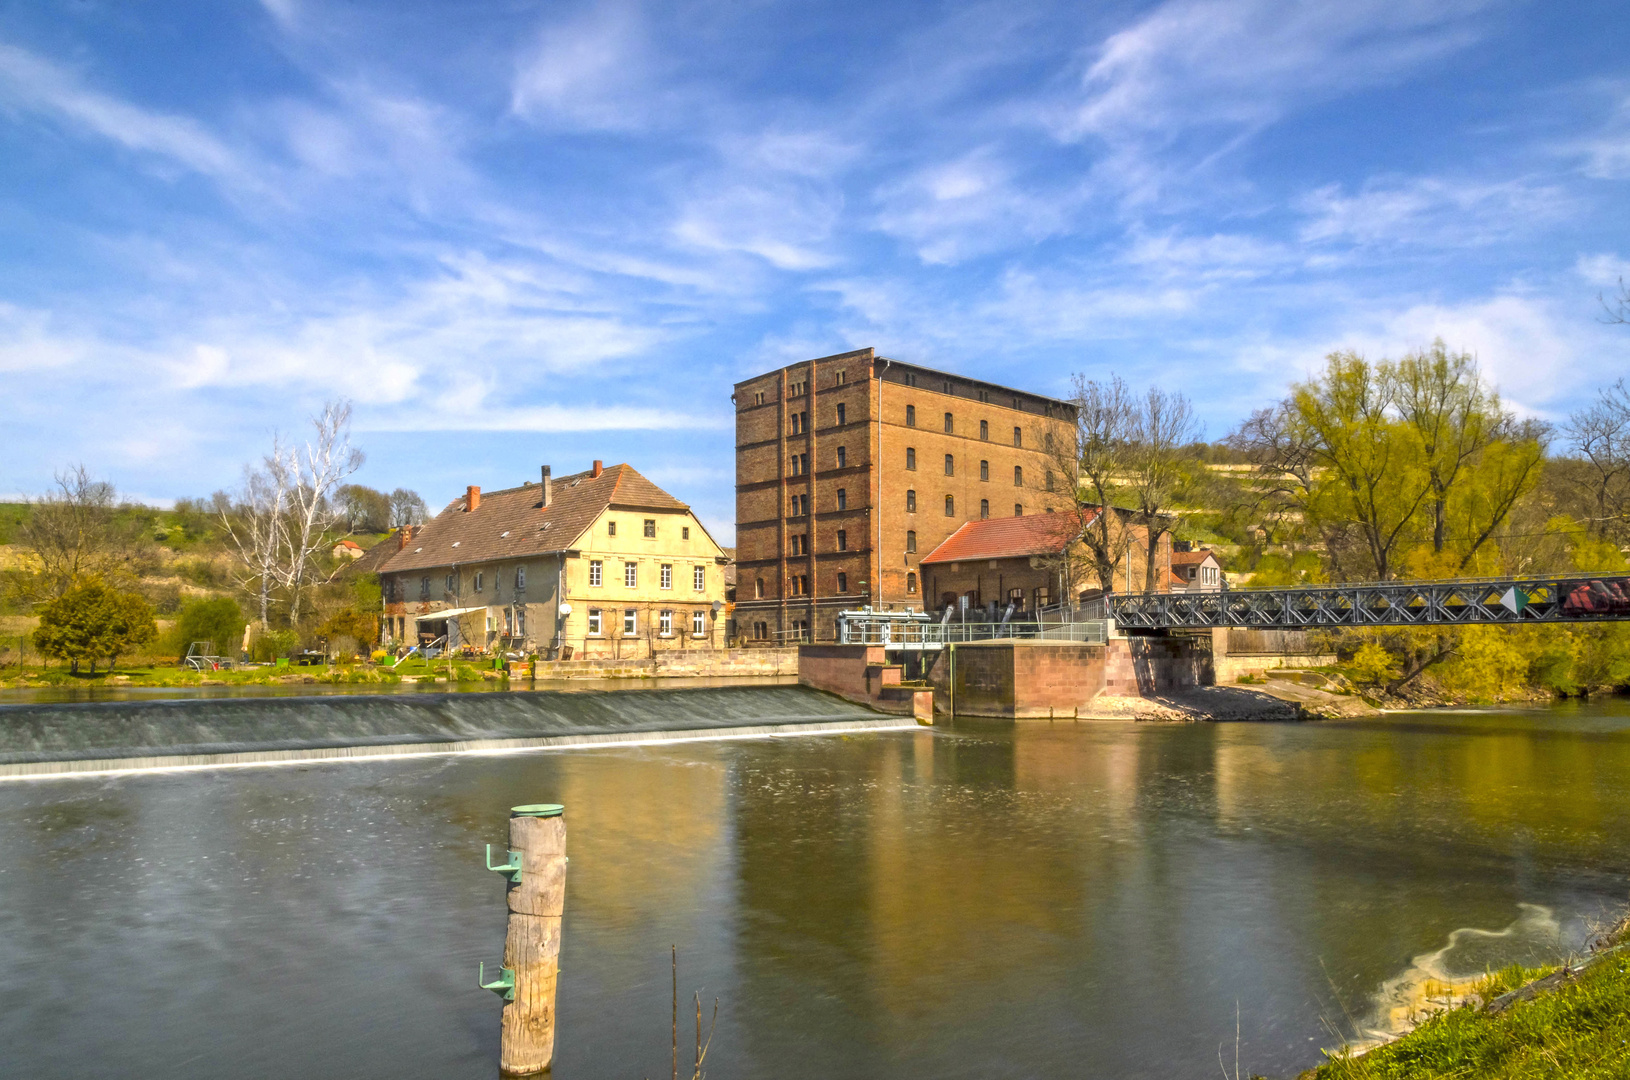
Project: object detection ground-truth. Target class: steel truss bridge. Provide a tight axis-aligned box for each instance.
[1108,575,1630,630]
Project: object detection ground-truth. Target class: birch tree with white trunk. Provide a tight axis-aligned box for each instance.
[272,400,365,628]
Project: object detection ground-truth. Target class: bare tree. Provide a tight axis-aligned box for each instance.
[1565,377,1630,544]
[214,453,289,631]
[1124,385,1201,592]
[388,487,430,528]
[1599,277,1630,325]
[1065,373,1136,594]
[271,400,365,627]
[13,465,147,601]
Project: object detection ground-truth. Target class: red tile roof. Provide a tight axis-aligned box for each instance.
[379,463,689,574]
[1171,550,1218,566]
[920,511,1095,564]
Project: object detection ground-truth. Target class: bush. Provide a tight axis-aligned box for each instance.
[33,580,157,673]
[1348,643,1397,687]
[170,597,247,660]
[250,627,300,662]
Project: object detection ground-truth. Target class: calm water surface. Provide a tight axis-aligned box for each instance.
[1,700,1628,1079]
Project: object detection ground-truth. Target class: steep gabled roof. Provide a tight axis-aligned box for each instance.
[379,464,689,574]
[1171,550,1219,567]
[920,511,1096,565]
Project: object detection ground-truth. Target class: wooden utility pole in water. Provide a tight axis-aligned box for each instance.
[484,803,567,1076]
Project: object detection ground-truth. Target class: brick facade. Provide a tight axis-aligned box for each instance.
[734,348,1075,642]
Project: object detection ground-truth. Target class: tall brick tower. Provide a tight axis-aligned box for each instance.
[732,348,1076,643]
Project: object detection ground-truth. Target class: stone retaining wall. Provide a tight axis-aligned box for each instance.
[529,647,798,680]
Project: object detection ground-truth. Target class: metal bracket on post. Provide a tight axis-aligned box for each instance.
[480,961,515,1001]
[486,843,522,883]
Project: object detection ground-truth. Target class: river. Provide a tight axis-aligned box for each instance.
[1,695,1627,1078]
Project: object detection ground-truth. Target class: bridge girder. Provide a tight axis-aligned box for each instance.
[1107,576,1630,630]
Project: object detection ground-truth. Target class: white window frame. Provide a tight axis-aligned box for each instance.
[589,560,602,587]
[659,609,673,636]
[587,608,602,636]
[624,562,637,588]
[691,610,705,636]
[474,571,484,593]
[515,565,526,590]
[693,566,705,591]
[660,564,673,590]
[623,609,636,635]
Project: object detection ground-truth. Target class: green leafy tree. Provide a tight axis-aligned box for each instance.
[172,597,247,660]
[32,580,156,674]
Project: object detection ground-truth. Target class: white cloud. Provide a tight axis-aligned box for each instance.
[510,3,657,131]
[1296,176,1571,246]
[872,148,1075,264]
[360,404,727,432]
[0,304,92,373]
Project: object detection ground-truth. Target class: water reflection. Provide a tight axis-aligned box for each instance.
[0,702,1625,1079]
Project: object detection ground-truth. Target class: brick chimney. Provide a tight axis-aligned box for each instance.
[466,485,481,512]
[397,524,411,550]
[591,460,603,479]
[541,466,552,508]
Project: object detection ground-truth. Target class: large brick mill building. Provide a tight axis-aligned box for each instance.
[733,347,1077,643]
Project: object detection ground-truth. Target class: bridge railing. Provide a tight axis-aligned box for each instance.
[1107,574,1630,629]
[837,616,1108,647]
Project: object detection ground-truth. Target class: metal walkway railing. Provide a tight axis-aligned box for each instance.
[1108,575,1630,629]
[837,610,1108,649]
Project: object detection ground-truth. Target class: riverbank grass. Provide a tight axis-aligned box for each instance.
[1306,944,1630,1078]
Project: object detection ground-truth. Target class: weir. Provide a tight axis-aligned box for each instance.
[0,685,911,779]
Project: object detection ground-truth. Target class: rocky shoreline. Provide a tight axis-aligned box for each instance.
[1081,678,1378,722]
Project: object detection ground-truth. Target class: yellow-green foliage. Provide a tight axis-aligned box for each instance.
[1349,643,1397,686]
[1436,626,1532,701]
[1306,952,1630,1079]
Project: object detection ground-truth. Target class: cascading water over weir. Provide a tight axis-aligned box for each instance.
[0,685,914,779]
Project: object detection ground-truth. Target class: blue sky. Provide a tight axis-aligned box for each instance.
[2,0,1628,540]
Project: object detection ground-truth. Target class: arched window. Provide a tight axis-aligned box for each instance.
[944,495,955,516]
[980,499,989,519]
[906,530,916,553]
[836,488,847,510]
[1014,465,1023,486]
[980,419,989,440]
[906,572,918,594]
[944,454,954,476]
[755,578,764,599]
[906,404,916,427]
[943,412,954,433]
[1015,503,1023,516]
[906,489,916,513]
[980,460,989,481]
[906,447,916,470]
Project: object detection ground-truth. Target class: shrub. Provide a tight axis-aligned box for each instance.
[250,627,300,662]
[33,580,157,673]
[1348,642,1397,687]
[171,597,247,660]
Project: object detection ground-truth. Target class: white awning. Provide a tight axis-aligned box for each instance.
[414,606,489,623]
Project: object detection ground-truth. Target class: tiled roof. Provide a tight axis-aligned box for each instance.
[378,464,688,574]
[920,511,1095,564]
[1171,550,1217,566]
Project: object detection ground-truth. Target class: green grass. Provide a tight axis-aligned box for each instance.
[1305,950,1630,1079]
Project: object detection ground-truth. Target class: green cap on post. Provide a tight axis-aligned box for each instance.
[511,804,564,818]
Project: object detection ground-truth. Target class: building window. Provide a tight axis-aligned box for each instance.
[836,403,846,425]
[906,404,916,427]
[608,520,617,536]
[623,609,636,635]
[661,564,673,589]
[590,560,603,586]
[906,572,918,594]
[837,571,848,593]
[515,565,526,590]
[906,489,916,513]
[790,493,808,516]
[682,526,690,540]
[1013,426,1022,447]
[474,572,484,593]
[944,453,954,476]
[1045,471,1055,492]
[980,499,989,519]
[624,562,637,587]
[836,446,847,468]
[906,447,916,470]
[504,607,514,635]
[692,610,705,635]
[446,573,456,593]
[694,565,705,590]
[660,610,673,636]
[644,518,656,538]
[420,576,430,599]
[754,621,768,640]
[906,530,916,553]
[945,495,955,516]
[754,391,765,406]
[944,412,954,433]
[1016,503,1024,516]
[588,608,603,635]
[835,370,846,386]
[755,578,764,599]
[790,412,807,434]
[790,534,805,556]
[1014,465,1024,486]
[980,419,989,440]
[517,608,526,636]
[836,529,847,551]
[836,488,847,510]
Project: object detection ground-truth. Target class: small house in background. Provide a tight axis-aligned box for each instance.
[1170,549,1223,593]
[332,539,364,561]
